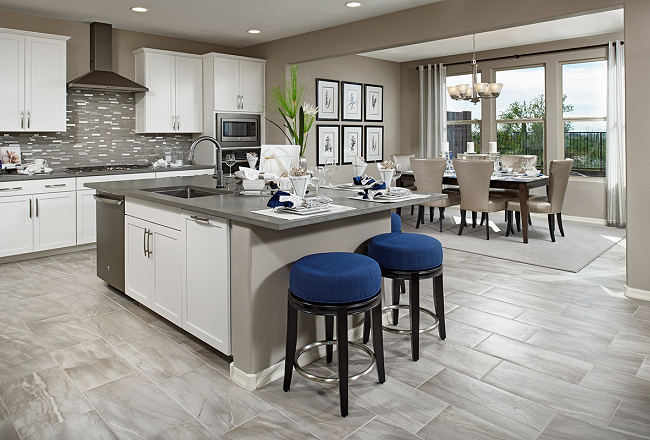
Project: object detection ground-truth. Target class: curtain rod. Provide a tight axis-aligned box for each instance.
[415,41,623,70]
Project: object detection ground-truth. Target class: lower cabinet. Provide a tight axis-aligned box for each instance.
[0,194,34,257]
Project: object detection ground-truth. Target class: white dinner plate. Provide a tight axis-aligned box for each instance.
[278,206,332,215]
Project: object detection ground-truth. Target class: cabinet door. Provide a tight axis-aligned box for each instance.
[25,36,66,132]
[213,57,240,111]
[76,189,97,244]
[125,216,154,305]
[183,215,230,354]
[239,61,264,113]
[33,191,76,251]
[144,53,176,133]
[0,195,33,257]
[150,224,182,326]
[0,33,24,132]
[175,56,203,133]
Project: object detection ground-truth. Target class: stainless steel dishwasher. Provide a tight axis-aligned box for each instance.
[94,191,125,292]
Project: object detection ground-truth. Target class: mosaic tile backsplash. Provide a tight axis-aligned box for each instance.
[0,90,194,170]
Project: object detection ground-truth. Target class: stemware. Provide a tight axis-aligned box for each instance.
[310,167,326,195]
[225,153,236,177]
[392,162,402,189]
[324,159,337,187]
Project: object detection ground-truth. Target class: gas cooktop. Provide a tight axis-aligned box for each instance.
[64,164,152,174]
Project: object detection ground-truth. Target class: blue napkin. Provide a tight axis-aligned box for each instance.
[353,176,375,186]
[267,191,294,208]
[358,181,387,199]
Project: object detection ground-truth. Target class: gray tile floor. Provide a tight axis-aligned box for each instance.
[0,237,648,439]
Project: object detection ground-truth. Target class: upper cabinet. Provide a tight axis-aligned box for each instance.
[133,48,203,134]
[203,53,265,113]
[0,28,69,132]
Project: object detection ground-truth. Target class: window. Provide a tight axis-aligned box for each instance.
[446,73,481,157]
[562,60,607,176]
[495,66,546,168]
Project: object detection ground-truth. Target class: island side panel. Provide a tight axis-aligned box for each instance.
[230,210,391,378]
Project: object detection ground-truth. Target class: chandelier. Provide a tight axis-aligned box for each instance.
[447,34,503,105]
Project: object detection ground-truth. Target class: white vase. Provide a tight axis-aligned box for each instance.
[352,163,367,177]
[379,169,394,186]
[289,176,310,199]
[247,157,258,169]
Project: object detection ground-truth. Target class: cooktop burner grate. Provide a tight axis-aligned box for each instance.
[65,164,151,173]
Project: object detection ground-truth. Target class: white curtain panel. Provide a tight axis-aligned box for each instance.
[606,41,626,228]
[418,63,446,158]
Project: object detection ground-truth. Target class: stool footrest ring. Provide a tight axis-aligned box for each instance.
[381,304,439,335]
[294,340,376,384]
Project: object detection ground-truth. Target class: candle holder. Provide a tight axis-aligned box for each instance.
[440,151,453,174]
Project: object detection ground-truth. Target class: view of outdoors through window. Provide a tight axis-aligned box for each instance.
[446,73,481,157]
[562,60,607,176]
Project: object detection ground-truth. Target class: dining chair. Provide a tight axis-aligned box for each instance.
[453,159,512,240]
[500,154,537,173]
[506,159,573,242]
[410,158,461,232]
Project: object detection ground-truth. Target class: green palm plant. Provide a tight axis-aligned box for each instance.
[265,65,317,157]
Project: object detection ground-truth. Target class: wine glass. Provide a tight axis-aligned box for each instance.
[310,167,326,195]
[324,159,337,187]
[392,162,402,189]
[225,153,236,177]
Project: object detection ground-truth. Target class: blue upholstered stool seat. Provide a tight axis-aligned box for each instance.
[290,252,381,304]
[391,213,401,233]
[368,233,443,271]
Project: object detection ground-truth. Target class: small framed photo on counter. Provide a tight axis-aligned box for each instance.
[364,126,384,163]
[364,84,383,122]
[316,125,340,165]
[316,78,339,121]
[341,125,363,165]
[341,81,363,121]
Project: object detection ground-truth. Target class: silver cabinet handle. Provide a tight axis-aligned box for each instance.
[172,115,176,131]
[93,195,123,205]
[143,228,148,257]
[45,183,67,188]
[29,199,32,219]
[27,110,30,129]
[21,111,24,129]
[0,187,23,192]
[147,230,152,257]
[240,95,243,109]
[35,198,39,217]
[177,115,180,130]
[190,215,210,223]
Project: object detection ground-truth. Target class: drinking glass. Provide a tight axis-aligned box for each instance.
[324,159,337,187]
[392,163,402,189]
[310,167,326,195]
[225,153,236,177]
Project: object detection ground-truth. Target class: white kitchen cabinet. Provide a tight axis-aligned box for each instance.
[134,48,202,134]
[33,190,76,252]
[0,28,68,132]
[204,53,265,113]
[182,212,231,355]
[0,194,33,257]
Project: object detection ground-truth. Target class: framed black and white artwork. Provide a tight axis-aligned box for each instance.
[341,125,363,165]
[364,126,384,163]
[364,84,383,122]
[341,81,363,121]
[316,125,340,165]
[316,78,339,121]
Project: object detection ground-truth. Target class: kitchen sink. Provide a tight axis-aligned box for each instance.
[144,186,232,198]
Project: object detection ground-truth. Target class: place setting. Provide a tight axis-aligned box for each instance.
[346,158,429,203]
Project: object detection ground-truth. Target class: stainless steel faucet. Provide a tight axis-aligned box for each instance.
[188,136,224,188]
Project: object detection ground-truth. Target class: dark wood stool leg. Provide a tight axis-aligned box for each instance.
[557,213,565,237]
[515,211,521,232]
[336,307,349,417]
[283,301,298,392]
[506,211,512,237]
[362,311,370,344]
[371,302,386,384]
[411,205,414,215]
[429,207,434,222]
[548,214,556,242]
[326,315,334,362]
[458,210,466,236]
[392,279,400,325]
[485,213,490,240]
[416,205,424,229]
[410,272,420,361]
[399,279,406,293]
[472,211,477,228]
[433,273,446,340]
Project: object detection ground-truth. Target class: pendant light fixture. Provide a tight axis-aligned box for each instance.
[447,34,503,105]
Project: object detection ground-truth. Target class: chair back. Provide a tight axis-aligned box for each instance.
[501,155,537,173]
[548,159,573,212]
[410,158,446,193]
[453,159,494,212]
[466,154,490,160]
[391,154,414,172]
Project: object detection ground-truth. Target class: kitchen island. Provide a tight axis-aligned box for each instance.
[86,175,446,389]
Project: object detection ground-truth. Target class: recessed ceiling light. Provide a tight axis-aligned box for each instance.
[248,29,261,34]
[131,6,148,12]
[346,2,362,7]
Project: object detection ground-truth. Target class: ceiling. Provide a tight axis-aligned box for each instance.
[359,9,624,62]
[0,0,445,48]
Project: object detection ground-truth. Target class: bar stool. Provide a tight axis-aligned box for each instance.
[284,252,386,417]
[363,233,445,361]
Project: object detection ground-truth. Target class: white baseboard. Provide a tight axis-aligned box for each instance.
[625,285,650,301]
[554,214,607,226]
[230,323,365,391]
[0,244,96,264]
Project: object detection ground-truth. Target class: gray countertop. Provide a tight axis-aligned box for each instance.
[85,175,447,230]
[0,165,214,182]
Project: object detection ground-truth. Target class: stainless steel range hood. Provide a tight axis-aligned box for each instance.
[68,22,148,92]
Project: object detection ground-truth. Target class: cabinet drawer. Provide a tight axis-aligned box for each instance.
[125,198,182,230]
[0,177,74,196]
[33,178,76,193]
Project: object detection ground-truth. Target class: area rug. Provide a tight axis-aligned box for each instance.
[400,206,625,272]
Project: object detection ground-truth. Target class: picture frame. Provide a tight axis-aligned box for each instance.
[316,125,340,166]
[1,146,21,169]
[364,126,384,163]
[316,78,339,121]
[341,81,363,121]
[341,125,363,165]
[364,84,383,122]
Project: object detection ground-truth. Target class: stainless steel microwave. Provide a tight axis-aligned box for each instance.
[216,113,261,148]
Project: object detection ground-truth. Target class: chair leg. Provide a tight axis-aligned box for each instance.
[362,311,370,344]
[399,279,406,293]
[430,207,434,223]
[439,207,444,232]
[485,213,490,240]
[548,214,556,242]
[506,211,512,237]
[528,213,533,225]
[472,211,477,228]
[416,205,424,229]
[326,315,334,363]
[410,272,420,362]
[411,205,414,215]
[283,302,298,392]
[336,307,349,417]
[370,302,386,384]
[396,207,401,217]
[557,213,565,237]
[392,279,401,325]
[515,211,521,232]
[433,273,445,340]
[458,209,466,236]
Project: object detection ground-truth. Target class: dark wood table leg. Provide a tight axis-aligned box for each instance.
[519,183,530,244]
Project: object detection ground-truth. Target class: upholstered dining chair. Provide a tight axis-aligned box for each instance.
[506,158,573,242]
[500,154,537,173]
[410,158,461,232]
[453,159,512,240]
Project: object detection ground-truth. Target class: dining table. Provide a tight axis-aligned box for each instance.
[399,171,550,244]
